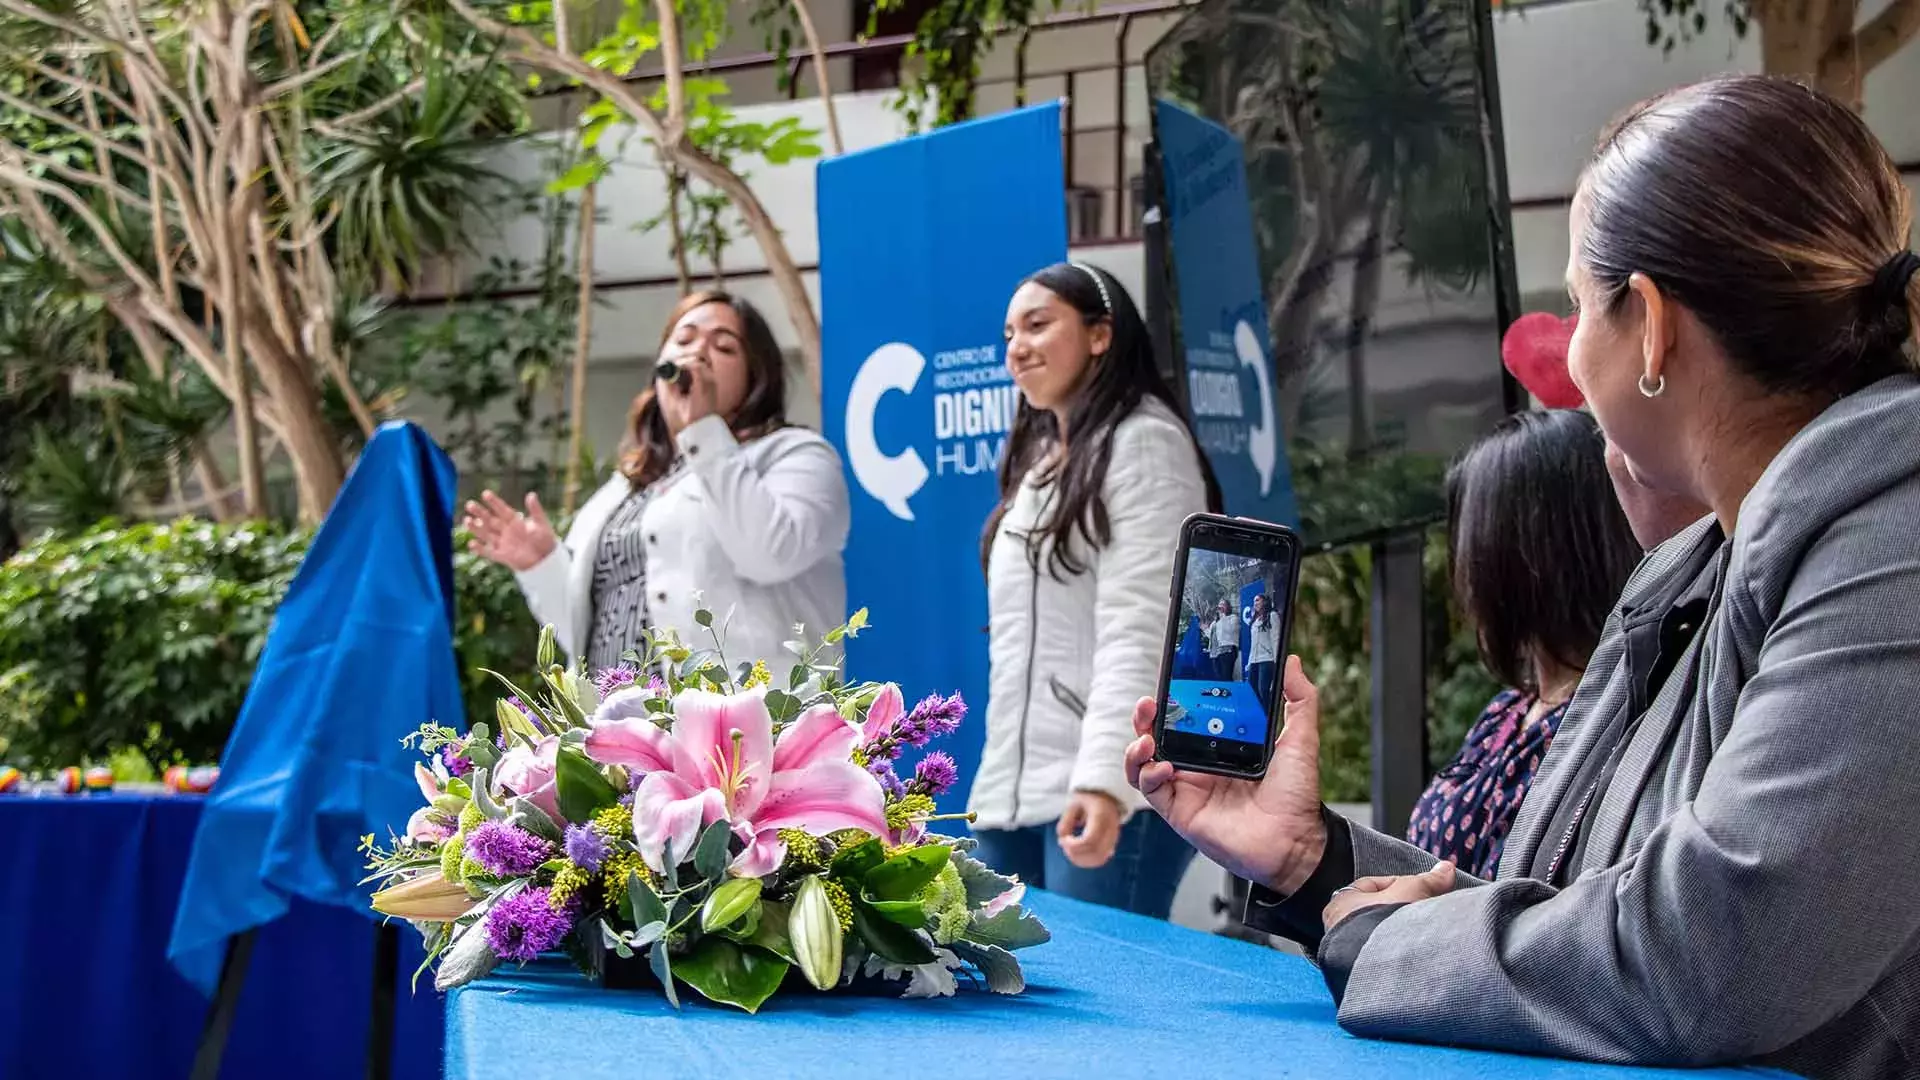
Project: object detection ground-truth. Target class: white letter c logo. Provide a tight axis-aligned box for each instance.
[846,342,929,521]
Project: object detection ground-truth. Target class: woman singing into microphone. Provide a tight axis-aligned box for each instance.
[463,291,850,674]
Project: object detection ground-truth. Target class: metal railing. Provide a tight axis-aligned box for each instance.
[595,0,1196,245]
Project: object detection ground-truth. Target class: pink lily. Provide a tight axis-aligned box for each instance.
[407,806,453,843]
[493,736,563,822]
[862,683,905,743]
[585,687,889,877]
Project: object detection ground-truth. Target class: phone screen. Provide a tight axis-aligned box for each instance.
[1156,517,1300,776]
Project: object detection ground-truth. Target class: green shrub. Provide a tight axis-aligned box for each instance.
[0,520,535,772]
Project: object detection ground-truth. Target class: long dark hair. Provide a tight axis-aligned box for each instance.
[621,291,788,488]
[1446,409,1641,695]
[982,262,1222,578]
[1581,75,1917,398]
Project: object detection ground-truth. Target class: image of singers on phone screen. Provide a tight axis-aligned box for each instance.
[1169,551,1285,746]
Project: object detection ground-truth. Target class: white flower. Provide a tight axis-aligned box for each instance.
[864,948,962,999]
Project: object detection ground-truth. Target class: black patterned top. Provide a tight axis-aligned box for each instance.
[587,484,657,672]
[1406,689,1569,880]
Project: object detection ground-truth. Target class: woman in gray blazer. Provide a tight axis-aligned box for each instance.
[1127,74,1920,1079]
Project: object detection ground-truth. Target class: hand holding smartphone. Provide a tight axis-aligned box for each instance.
[1151,513,1303,780]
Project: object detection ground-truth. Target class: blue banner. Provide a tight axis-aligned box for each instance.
[819,103,1067,813]
[1154,99,1300,527]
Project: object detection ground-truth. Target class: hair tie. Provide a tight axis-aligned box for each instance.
[1071,261,1112,315]
[1870,250,1920,312]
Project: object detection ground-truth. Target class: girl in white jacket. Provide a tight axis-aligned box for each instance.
[461,291,849,676]
[969,262,1219,918]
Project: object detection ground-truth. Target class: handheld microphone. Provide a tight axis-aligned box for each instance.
[655,358,694,392]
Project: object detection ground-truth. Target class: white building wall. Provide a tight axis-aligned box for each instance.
[416,0,1920,463]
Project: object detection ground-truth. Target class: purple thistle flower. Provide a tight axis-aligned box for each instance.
[593,665,638,699]
[909,751,959,796]
[465,821,555,878]
[563,823,609,874]
[867,759,906,800]
[439,745,473,778]
[647,675,666,693]
[485,887,575,963]
[899,692,967,747]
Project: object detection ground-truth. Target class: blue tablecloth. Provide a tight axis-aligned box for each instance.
[1,794,442,1080]
[446,891,1787,1079]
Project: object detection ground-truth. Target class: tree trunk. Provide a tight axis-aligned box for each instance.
[563,183,597,517]
[245,327,345,520]
[666,168,692,295]
[788,0,843,154]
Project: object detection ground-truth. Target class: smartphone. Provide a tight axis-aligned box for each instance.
[1151,513,1303,779]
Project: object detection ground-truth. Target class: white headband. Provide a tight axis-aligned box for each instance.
[1071,261,1112,315]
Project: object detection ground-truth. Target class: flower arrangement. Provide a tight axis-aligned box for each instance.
[363,608,1048,1012]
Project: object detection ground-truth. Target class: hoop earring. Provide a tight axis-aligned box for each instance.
[1638,373,1665,398]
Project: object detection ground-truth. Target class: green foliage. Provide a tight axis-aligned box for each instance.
[306,45,522,289]
[0,519,538,771]
[1637,0,1747,56]
[866,0,1063,130]
[1292,533,1501,803]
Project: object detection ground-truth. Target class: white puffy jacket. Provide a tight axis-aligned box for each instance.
[968,398,1208,830]
[514,416,850,672]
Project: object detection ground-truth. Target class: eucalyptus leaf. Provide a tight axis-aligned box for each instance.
[692,819,732,883]
[626,872,667,929]
[554,747,619,823]
[630,919,667,949]
[951,940,1025,994]
[851,900,936,966]
[694,609,713,628]
[862,845,949,902]
[672,938,788,1014]
[788,664,809,690]
[650,939,679,1009]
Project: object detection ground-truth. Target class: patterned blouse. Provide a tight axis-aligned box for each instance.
[1406,689,1569,880]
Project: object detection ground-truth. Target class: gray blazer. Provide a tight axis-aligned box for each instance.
[1335,376,1920,1078]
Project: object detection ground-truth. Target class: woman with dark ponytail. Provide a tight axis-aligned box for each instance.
[1126,75,1920,1077]
[968,261,1220,918]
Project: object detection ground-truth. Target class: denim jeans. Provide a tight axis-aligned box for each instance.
[970,810,1196,919]
[1246,660,1277,712]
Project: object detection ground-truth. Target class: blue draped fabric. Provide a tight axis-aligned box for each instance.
[168,421,465,991]
[444,891,1793,1080]
[0,794,442,1079]
[1173,614,1209,678]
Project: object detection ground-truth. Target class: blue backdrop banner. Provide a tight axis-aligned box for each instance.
[819,102,1067,812]
[1154,99,1300,528]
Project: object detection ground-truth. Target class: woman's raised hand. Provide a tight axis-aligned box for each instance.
[463,491,558,572]
[1124,655,1330,895]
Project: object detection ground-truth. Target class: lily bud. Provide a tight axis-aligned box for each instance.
[789,875,844,991]
[536,624,558,671]
[701,877,763,933]
[371,871,478,921]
